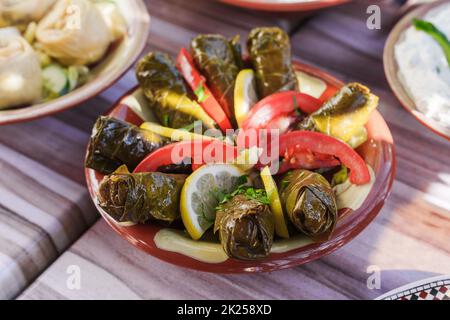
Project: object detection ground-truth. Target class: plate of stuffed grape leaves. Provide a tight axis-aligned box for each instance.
[219,0,350,12]
[0,0,150,125]
[85,27,396,273]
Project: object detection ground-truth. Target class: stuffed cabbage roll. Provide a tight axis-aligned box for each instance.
[279,169,337,242]
[191,34,243,122]
[214,194,274,260]
[247,27,298,98]
[0,0,56,28]
[298,83,379,148]
[98,165,186,224]
[136,51,217,130]
[36,0,111,66]
[85,116,167,174]
[0,28,41,109]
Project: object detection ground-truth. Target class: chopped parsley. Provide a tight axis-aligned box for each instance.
[194,83,209,103]
[215,175,269,211]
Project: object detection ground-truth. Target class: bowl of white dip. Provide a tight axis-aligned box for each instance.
[384,0,450,140]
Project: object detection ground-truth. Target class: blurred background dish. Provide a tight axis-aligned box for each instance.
[0,0,150,125]
[384,0,450,140]
[218,0,350,11]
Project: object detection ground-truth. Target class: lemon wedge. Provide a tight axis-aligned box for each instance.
[261,166,289,238]
[234,69,258,128]
[140,122,216,142]
[180,164,246,240]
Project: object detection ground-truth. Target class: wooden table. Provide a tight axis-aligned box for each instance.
[2,0,449,300]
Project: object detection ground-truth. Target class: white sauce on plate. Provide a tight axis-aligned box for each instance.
[333,165,375,210]
[154,166,375,263]
[395,3,450,127]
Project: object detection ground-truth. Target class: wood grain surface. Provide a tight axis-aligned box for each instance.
[3,0,450,300]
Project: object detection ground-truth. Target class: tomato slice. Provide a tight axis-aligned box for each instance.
[279,147,340,172]
[266,115,297,134]
[109,103,143,126]
[176,48,233,133]
[277,131,370,185]
[241,91,322,130]
[134,140,238,173]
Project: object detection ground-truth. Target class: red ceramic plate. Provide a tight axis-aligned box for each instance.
[384,0,450,141]
[0,0,150,125]
[85,61,396,273]
[219,0,350,12]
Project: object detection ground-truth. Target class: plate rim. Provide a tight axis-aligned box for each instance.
[218,0,350,12]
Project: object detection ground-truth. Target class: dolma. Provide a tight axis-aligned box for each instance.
[191,34,243,123]
[298,83,379,148]
[214,194,274,260]
[85,116,166,174]
[279,170,337,242]
[247,27,298,98]
[136,51,217,130]
[36,0,111,66]
[98,165,186,224]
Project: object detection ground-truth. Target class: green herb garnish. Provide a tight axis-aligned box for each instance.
[215,176,269,210]
[194,83,209,103]
[413,18,450,66]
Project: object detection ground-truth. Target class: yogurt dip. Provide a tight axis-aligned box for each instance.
[394,3,450,127]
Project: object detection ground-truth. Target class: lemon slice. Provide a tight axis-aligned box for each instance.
[140,122,216,142]
[234,69,258,128]
[181,164,246,240]
[261,166,289,238]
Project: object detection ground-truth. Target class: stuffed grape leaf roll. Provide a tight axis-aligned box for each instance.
[298,83,379,148]
[98,165,186,224]
[136,51,217,130]
[191,34,243,123]
[279,169,337,242]
[85,116,167,174]
[214,192,274,260]
[247,27,298,98]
